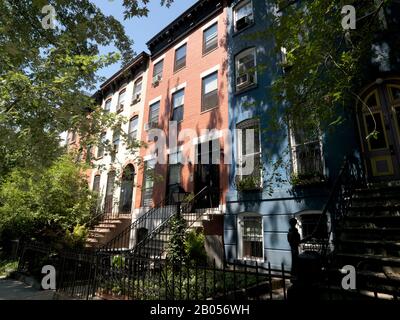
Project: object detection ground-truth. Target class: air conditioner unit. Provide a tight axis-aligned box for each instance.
[236,73,255,89]
[135,93,141,101]
[117,103,124,112]
[235,15,252,31]
[152,74,162,85]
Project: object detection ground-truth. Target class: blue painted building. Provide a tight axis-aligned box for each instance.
[223,0,362,269]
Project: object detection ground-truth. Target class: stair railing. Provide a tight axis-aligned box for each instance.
[131,186,211,259]
[300,155,366,259]
[99,195,173,253]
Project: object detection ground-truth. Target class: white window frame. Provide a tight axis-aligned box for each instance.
[288,121,324,176]
[132,77,143,103]
[171,88,185,123]
[237,213,264,262]
[128,116,139,141]
[236,119,262,186]
[235,47,257,92]
[104,98,112,113]
[233,0,254,33]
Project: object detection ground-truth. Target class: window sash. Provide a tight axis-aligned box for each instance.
[118,89,126,104]
[235,1,253,22]
[203,23,218,53]
[174,45,187,71]
[149,102,160,125]
[128,117,138,141]
[153,60,164,78]
[168,164,181,185]
[241,216,263,259]
[104,99,111,112]
[202,72,218,111]
[92,175,101,193]
[133,79,142,98]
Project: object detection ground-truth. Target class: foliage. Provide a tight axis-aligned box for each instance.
[0,154,97,247]
[290,172,327,187]
[64,224,89,249]
[0,259,18,278]
[166,215,186,265]
[265,1,395,137]
[0,0,175,179]
[184,229,206,264]
[112,255,125,269]
[235,175,262,192]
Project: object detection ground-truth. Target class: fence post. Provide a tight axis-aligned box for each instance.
[268,262,273,300]
[282,263,287,300]
[255,261,259,301]
[213,259,216,298]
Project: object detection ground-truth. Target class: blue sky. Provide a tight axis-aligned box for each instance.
[93,0,198,86]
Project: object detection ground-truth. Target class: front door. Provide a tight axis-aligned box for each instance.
[357,79,400,181]
[194,140,220,208]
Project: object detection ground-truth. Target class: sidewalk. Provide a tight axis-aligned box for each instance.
[0,278,55,300]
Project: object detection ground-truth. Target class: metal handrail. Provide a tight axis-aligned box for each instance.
[132,186,210,258]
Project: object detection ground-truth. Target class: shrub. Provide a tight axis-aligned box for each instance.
[0,154,97,248]
[184,229,206,264]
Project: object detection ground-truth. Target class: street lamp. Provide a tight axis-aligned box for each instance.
[172,191,186,218]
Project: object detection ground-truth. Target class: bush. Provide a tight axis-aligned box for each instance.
[64,224,89,249]
[0,154,97,249]
[184,229,206,264]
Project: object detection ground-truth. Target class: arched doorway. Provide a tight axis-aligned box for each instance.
[119,164,135,214]
[357,78,400,181]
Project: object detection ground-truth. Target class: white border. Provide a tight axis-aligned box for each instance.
[152,54,166,65]
[174,37,189,50]
[148,95,162,106]
[170,82,187,95]
[200,65,220,78]
[201,16,219,31]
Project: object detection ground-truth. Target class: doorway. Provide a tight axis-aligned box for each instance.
[357,79,400,181]
[194,139,220,208]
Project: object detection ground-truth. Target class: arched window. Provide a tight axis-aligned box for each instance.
[119,165,135,214]
[238,213,264,261]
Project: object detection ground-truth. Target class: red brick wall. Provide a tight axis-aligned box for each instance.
[135,4,229,208]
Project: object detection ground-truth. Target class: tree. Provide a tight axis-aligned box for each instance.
[0,0,175,178]
[0,154,97,247]
[264,0,397,138]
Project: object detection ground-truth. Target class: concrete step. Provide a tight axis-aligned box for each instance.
[336,253,400,266]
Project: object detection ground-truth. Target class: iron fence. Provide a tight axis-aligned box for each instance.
[17,242,290,300]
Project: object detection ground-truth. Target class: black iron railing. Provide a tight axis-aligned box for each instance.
[17,242,290,300]
[131,186,211,259]
[300,155,366,259]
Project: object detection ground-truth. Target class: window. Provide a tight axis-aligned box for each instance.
[172,89,184,122]
[97,132,106,158]
[104,171,116,213]
[239,214,263,260]
[235,48,257,92]
[289,120,324,177]
[201,71,218,112]
[142,159,155,207]
[152,59,164,84]
[117,88,126,113]
[92,175,101,193]
[168,150,182,186]
[112,129,120,154]
[128,116,139,142]
[132,78,143,103]
[104,99,112,113]
[236,119,261,188]
[148,101,160,129]
[234,0,254,32]
[203,23,218,54]
[174,44,187,72]
[299,213,328,240]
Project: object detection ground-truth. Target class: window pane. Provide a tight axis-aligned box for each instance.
[97,133,106,158]
[203,72,218,94]
[133,79,142,97]
[236,1,253,20]
[104,99,111,112]
[153,60,164,77]
[149,102,160,125]
[173,89,185,108]
[365,113,387,150]
[391,86,400,101]
[129,117,138,140]
[168,164,181,185]
[204,23,218,53]
[242,216,263,259]
[237,52,255,74]
[118,89,126,103]
[176,45,186,60]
